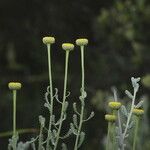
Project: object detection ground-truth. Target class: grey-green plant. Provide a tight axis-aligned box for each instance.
[71,39,94,150]
[7,37,94,150]
[105,77,145,150]
[8,82,22,150]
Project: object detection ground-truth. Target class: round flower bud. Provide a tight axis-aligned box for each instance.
[108,102,122,110]
[42,36,55,45]
[8,82,22,90]
[62,43,74,51]
[133,108,144,116]
[105,114,116,122]
[76,38,88,46]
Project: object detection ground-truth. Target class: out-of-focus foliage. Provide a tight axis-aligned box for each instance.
[92,0,150,87]
[142,74,150,88]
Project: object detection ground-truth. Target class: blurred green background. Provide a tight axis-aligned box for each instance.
[0,0,150,149]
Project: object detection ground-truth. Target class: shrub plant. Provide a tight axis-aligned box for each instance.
[105,77,144,150]
[7,36,94,150]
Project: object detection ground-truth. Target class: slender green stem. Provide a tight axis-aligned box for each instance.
[13,90,17,137]
[122,90,137,148]
[38,125,44,150]
[112,123,116,150]
[74,105,84,150]
[54,51,70,150]
[132,116,139,150]
[106,122,111,150]
[81,46,85,90]
[12,90,17,150]
[74,46,85,150]
[112,110,116,150]
[46,44,54,149]
[113,89,124,150]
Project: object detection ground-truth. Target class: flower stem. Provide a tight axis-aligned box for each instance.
[46,44,54,149]
[74,46,85,150]
[112,123,116,150]
[106,122,111,150]
[122,90,137,149]
[112,111,116,150]
[12,90,17,150]
[38,125,44,150]
[81,46,85,90]
[13,90,17,137]
[54,51,70,150]
[132,116,139,150]
[74,105,84,150]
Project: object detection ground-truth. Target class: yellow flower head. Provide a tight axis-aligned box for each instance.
[108,102,122,110]
[62,43,74,51]
[105,114,116,122]
[42,36,55,45]
[8,82,22,90]
[76,38,88,46]
[133,108,144,116]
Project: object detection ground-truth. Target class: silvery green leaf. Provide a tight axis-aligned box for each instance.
[134,83,139,92]
[79,96,82,100]
[51,133,55,146]
[115,126,119,135]
[63,114,67,121]
[123,123,126,128]
[63,101,68,112]
[55,119,61,126]
[44,92,50,104]
[128,121,134,129]
[52,129,57,138]
[79,89,87,100]
[46,86,50,92]
[121,105,128,117]
[44,103,51,111]
[70,123,78,135]
[73,102,80,115]
[131,77,140,87]
[131,77,136,87]
[125,90,133,99]
[31,142,36,150]
[135,77,141,82]
[31,139,36,150]
[54,88,58,96]
[82,91,87,98]
[135,100,144,108]
[17,142,30,150]
[62,143,67,150]
[60,129,72,139]
[116,135,120,139]
[51,115,55,124]
[131,77,140,92]
[39,115,45,127]
[66,91,70,97]
[73,114,78,128]
[125,134,129,138]
[78,132,85,148]
[83,111,94,122]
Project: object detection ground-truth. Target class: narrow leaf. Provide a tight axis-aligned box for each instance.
[135,100,144,108]
[78,132,85,148]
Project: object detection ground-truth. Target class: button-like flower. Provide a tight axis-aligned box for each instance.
[42,36,55,45]
[108,102,122,110]
[8,82,22,90]
[133,108,144,116]
[76,38,88,46]
[62,43,74,51]
[105,114,116,122]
